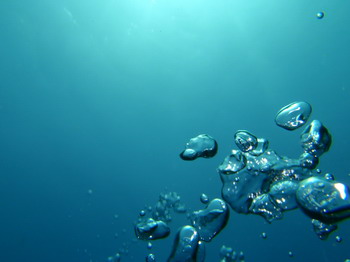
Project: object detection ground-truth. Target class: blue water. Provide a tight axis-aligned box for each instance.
[1,0,350,261]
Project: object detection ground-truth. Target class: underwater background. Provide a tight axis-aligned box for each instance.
[1,0,350,261]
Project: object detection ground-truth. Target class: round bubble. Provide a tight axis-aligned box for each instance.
[316,12,325,19]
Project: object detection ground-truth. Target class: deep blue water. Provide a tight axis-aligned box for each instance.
[1,0,350,261]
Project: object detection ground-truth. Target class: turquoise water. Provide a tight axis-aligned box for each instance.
[1,0,350,261]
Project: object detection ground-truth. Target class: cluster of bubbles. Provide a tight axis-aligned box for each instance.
[219,245,245,262]
[218,101,350,237]
[135,192,187,241]
[133,190,232,261]
[110,101,350,261]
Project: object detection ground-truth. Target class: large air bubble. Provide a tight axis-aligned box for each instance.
[269,180,299,210]
[275,101,312,130]
[234,130,258,152]
[300,120,332,157]
[167,226,200,262]
[135,218,170,240]
[296,177,350,223]
[190,198,229,242]
[180,134,218,161]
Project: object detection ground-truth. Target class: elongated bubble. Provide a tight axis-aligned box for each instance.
[275,101,312,130]
[190,198,229,242]
[200,193,209,204]
[300,120,332,157]
[167,226,200,262]
[196,241,206,262]
[180,134,218,161]
[135,218,170,240]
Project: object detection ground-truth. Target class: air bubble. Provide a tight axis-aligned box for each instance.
[180,134,218,161]
[296,177,350,223]
[250,138,269,156]
[135,218,170,240]
[299,152,319,169]
[200,193,209,204]
[269,180,299,210]
[316,12,325,19]
[190,198,229,242]
[219,245,245,262]
[336,236,343,243]
[275,101,312,130]
[218,150,247,175]
[167,226,199,262]
[234,130,258,152]
[324,173,335,181]
[249,193,283,223]
[300,120,332,157]
[146,253,156,262]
